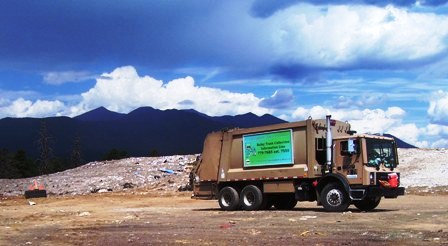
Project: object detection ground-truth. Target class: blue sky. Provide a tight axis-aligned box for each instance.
[1,0,448,148]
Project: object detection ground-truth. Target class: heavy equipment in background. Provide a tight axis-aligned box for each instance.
[191,116,405,212]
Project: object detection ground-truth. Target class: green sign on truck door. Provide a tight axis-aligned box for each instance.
[243,129,294,167]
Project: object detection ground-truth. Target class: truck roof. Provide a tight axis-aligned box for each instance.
[333,134,394,141]
[221,118,350,136]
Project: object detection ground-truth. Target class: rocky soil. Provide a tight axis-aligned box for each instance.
[0,155,198,197]
[0,148,447,197]
[398,148,448,190]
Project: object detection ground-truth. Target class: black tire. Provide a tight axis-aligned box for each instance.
[273,194,297,210]
[218,186,240,211]
[321,183,350,212]
[353,196,381,211]
[260,194,273,210]
[240,185,264,211]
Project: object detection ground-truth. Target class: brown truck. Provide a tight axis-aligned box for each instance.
[191,116,405,212]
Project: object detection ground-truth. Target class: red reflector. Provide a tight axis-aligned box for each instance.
[312,180,318,187]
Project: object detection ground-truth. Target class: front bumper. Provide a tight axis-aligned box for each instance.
[367,186,405,198]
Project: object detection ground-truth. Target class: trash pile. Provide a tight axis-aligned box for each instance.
[0,148,447,197]
[0,155,198,197]
[398,148,448,188]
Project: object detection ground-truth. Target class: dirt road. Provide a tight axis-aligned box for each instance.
[1,192,447,245]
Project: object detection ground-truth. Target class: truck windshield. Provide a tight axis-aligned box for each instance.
[366,139,397,168]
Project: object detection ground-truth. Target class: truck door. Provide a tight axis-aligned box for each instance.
[334,139,363,184]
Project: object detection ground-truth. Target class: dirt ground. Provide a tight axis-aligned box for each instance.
[1,192,447,246]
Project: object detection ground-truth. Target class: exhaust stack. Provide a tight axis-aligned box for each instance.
[326,115,332,172]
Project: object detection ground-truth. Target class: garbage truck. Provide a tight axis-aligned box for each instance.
[191,116,405,212]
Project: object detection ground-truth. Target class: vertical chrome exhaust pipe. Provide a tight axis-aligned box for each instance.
[326,115,332,172]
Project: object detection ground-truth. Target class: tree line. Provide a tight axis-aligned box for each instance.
[0,120,159,179]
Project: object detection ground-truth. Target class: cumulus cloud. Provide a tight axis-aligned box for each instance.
[73,66,271,117]
[292,105,412,137]
[428,90,448,125]
[335,95,386,109]
[430,139,448,148]
[250,0,448,18]
[290,104,448,147]
[259,88,294,109]
[43,71,96,85]
[422,123,448,136]
[268,5,448,69]
[419,123,448,148]
[388,123,426,147]
[1,66,272,118]
[0,98,65,118]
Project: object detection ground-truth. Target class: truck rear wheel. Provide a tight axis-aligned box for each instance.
[321,183,350,212]
[240,185,263,211]
[273,194,297,210]
[353,196,381,211]
[218,186,240,211]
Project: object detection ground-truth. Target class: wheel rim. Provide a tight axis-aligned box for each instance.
[243,192,255,206]
[326,189,343,207]
[221,193,232,207]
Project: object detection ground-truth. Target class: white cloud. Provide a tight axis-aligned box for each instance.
[259,88,294,109]
[419,123,448,148]
[428,90,448,125]
[290,104,448,148]
[74,66,271,116]
[431,139,448,149]
[0,98,65,118]
[422,123,448,136]
[388,123,423,147]
[0,89,38,102]
[292,104,417,139]
[386,106,406,119]
[336,94,387,109]
[43,71,96,85]
[292,105,329,120]
[268,4,448,67]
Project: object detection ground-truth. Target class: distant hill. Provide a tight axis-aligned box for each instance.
[383,134,417,148]
[75,106,125,122]
[0,107,287,164]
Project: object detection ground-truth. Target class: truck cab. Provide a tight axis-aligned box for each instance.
[324,135,404,211]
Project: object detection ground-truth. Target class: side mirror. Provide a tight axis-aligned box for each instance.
[347,139,356,154]
[341,139,357,155]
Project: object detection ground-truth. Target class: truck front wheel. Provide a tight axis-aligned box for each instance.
[353,196,381,211]
[218,186,240,211]
[240,185,263,211]
[321,183,350,212]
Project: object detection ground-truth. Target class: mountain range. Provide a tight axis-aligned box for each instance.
[0,107,286,162]
[0,107,415,164]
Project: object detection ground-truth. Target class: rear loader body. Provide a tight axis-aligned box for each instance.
[192,116,405,212]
